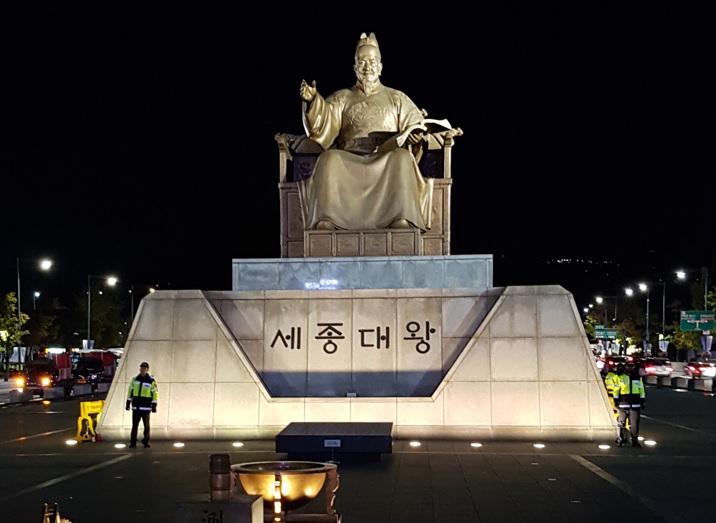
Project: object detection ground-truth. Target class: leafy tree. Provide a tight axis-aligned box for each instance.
[74,286,127,349]
[0,292,30,380]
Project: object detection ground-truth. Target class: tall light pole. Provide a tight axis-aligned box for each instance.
[676,267,709,310]
[87,274,118,349]
[16,257,52,337]
[33,292,40,310]
[636,281,666,356]
[595,295,618,326]
[638,283,651,354]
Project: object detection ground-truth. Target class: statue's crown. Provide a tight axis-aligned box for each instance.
[356,32,380,53]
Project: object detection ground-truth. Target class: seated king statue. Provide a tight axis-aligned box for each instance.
[298,32,450,232]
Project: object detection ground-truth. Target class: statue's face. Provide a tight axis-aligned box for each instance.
[354,45,382,83]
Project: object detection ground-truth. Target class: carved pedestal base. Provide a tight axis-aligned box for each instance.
[305,229,422,257]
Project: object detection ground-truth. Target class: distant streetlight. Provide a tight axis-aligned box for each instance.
[33,291,40,310]
[16,257,52,333]
[129,284,156,324]
[631,281,666,356]
[87,274,118,349]
[675,267,709,310]
[595,295,618,326]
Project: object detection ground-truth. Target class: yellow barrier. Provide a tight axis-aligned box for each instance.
[76,400,104,442]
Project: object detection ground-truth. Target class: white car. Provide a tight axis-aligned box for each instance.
[683,362,716,378]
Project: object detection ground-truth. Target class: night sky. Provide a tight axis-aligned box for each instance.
[3,4,714,310]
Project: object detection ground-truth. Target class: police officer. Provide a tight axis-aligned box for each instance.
[604,363,623,418]
[126,361,158,448]
[613,361,645,448]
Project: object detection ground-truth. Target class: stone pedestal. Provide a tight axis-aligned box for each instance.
[174,495,263,523]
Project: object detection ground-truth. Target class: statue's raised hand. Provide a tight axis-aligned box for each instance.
[300,79,317,103]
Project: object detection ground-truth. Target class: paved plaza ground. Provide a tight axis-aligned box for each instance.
[1,381,715,522]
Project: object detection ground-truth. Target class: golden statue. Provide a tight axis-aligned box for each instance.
[298,32,452,232]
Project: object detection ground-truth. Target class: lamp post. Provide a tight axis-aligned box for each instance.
[676,267,709,310]
[638,284,651,354]
[87,274,118,349]
[634,281,666,356]
[33,292,40,310]
[595,295,618,326]
[129,284,156,324]
[16,257,52,333]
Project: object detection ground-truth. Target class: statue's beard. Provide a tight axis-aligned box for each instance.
[356,72,380,93]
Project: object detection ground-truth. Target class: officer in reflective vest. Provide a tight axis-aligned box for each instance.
[613,361,645,448]
[126,361,158,448]
[604,363,623,417]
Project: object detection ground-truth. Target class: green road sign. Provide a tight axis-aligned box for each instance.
[594,328,619,340]
[680,310,715,331]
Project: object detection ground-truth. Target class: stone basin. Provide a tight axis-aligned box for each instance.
[231,461,337,512]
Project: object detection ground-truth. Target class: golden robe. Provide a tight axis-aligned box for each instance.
[298,83,433,231]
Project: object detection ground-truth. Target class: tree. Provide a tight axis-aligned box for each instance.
[74,287,127,349]
[0,292,30,380]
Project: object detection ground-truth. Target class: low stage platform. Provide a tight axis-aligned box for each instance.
[275,422,393,460]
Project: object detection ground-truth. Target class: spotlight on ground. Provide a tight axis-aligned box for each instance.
[533,443,545,449]
[409,441,421,447]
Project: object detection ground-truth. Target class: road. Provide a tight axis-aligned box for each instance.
[2,381,716,522]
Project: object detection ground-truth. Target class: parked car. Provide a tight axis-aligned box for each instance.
[17,358,61,397]
[683,361,716,379]
[639,357,674,378]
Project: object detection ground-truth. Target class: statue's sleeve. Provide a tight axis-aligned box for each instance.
[393,90,427,132]
[302,91,343,150]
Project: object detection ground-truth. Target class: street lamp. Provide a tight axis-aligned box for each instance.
[595,295,618,326]
[632,281,666,356]
[675,267,709,310]
[16,257,52,332]
[87,274,118,349]
[33,292,40,310]
[129,284,156,324]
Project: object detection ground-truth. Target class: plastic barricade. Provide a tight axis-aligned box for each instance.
[76,399,104,442]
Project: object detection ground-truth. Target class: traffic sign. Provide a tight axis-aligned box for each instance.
[680,310,715,331]
[595,328,619,340]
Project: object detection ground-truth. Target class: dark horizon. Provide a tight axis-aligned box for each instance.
[4,4,714,313]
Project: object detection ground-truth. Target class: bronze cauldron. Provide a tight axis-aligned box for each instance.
[232,461,337,513]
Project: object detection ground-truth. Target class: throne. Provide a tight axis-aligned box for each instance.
[276,125,462,258]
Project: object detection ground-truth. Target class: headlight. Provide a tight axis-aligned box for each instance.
[15,376,25,388]
[41,377,51,387]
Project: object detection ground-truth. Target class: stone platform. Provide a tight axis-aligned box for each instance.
[232,254,493,291]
